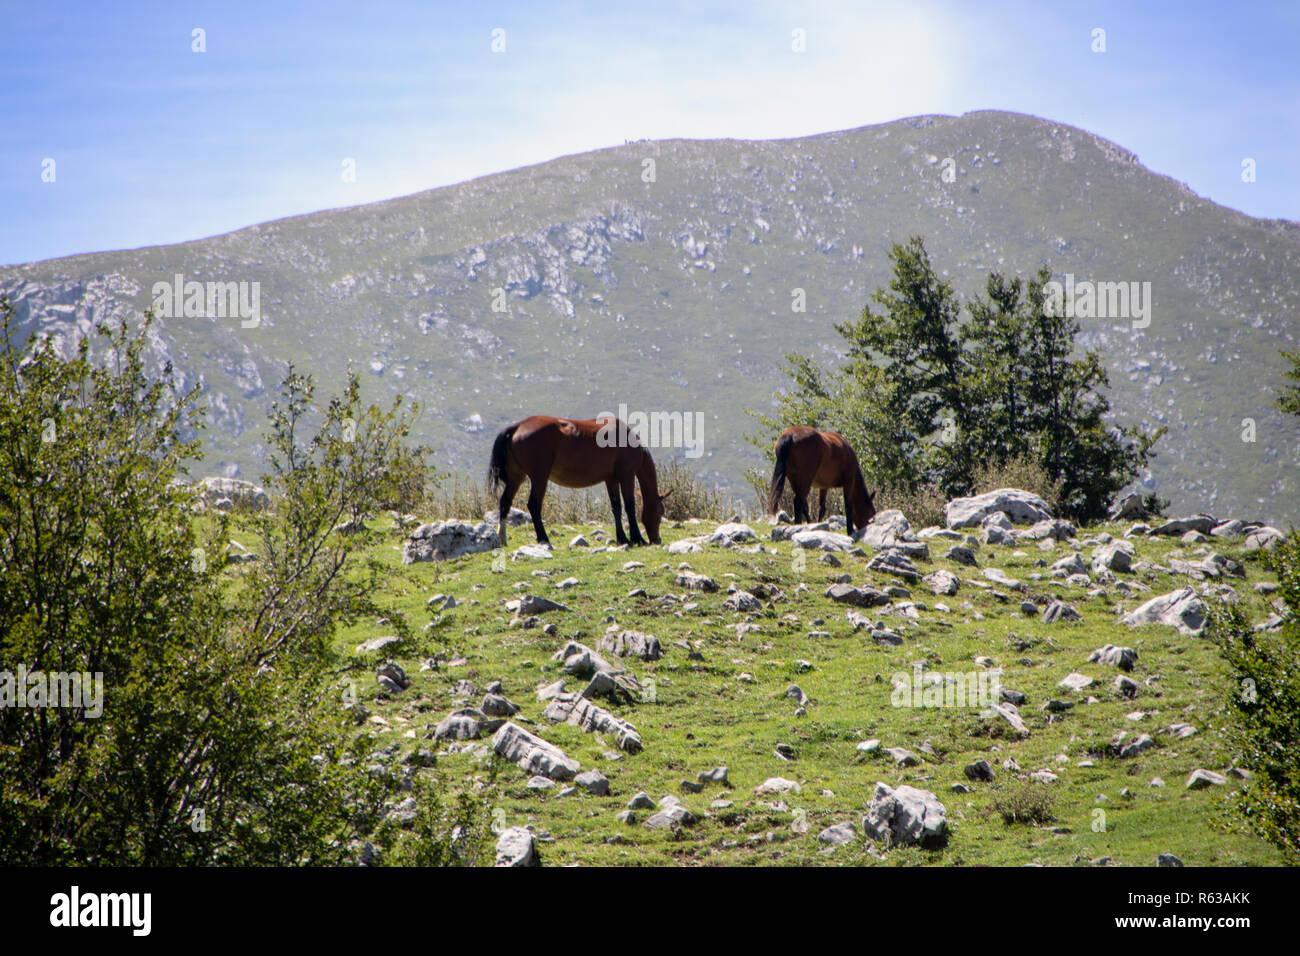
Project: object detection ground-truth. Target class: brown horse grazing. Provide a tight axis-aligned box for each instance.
[767,426,877,535]
[487,415,668,548]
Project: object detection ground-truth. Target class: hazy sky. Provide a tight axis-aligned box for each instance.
[3,0,1297,265]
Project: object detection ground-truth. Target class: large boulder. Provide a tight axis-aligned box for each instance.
[484,507,531,527]
[1108,491,1146,521]
[1148,514,1217,537]
[542,693,643,754]
[1018,518,1077,541]
[433,708,503,741]
[824,583,890,608]
[866,549,921,581]
[861,782,949,848]
[979,511,1016,545]
[598,629,662,661]
[923,570,960,596]
[944,489,1052,529]
[666,537,705,554]
[770,521,830,541]
[404,520,500,563]
[1244,526,1285,552]
[1092,541,1135,573]
[706,523,758,547]
[494,827,537,867]
[491,722,580,780]
[674,570,718,592]
[791,530,855,552]
[1088,644,1139,671]
[854,510,930,560]
[513,594,571,615]
[1121,587,1207,636]
[552,641,620,678]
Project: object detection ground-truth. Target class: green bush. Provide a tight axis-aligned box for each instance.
[0,299,486,865]
[988,782,1057,825]
[655,458,728,522]
[1211,529,1300,863]
[970,453,1063,514]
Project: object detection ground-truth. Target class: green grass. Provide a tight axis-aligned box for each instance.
[228,511,1285,867]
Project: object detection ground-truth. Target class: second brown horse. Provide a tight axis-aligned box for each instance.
[767,426,876,535]
[488,415,668,548]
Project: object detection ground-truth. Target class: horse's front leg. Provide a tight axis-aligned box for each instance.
[816,488,828,522]
[605,478,628,545]
[619,474,645,546]
[526,476,551,547]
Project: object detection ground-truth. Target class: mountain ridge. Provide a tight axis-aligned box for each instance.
[5,109,1299,523]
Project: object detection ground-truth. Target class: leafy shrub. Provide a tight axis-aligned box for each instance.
[1211,529,1300,863]
[988,782,1057,825]
[970,453,1063,514]
[876,481,947,529]
[0,299,489,865]
[656,458,728,522]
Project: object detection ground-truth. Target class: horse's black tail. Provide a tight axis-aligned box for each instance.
[487,424,518,493]
[768,433,793,515]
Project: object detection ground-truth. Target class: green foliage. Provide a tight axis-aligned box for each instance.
[374,442,435,513]
[0,299,485,865]
[875,481,947,530]
[970,453,1064,515]
[753,237,1161,521]
[380,772,495,867]
[237,367,418,669]
[1211,530,1300,863]
[655,458,728,522]
[988,782,1057,825]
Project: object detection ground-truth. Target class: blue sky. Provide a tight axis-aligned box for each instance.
[3,0,1297,265]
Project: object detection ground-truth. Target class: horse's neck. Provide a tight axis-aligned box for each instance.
[637,453,659,496]
[843,459,868,508]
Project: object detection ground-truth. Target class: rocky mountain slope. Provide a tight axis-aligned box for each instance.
[4,110,1298,522]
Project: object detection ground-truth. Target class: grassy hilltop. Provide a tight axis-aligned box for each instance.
[268,507,1288,867]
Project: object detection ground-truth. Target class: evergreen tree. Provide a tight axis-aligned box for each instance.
[755,238,1160,521]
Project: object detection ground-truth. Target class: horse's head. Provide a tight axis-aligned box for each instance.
[848,476,876,530]
[862,487,877,524]
[642,490,669,545]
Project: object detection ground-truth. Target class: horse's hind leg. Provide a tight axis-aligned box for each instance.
[497,479,520,547]
[526,476,551,547]
[619,473,645,546]
[791,479,811,524]
[606,478,628,545]
[816,488,828,522]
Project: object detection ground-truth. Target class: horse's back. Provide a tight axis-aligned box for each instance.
[505,414,636,487]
